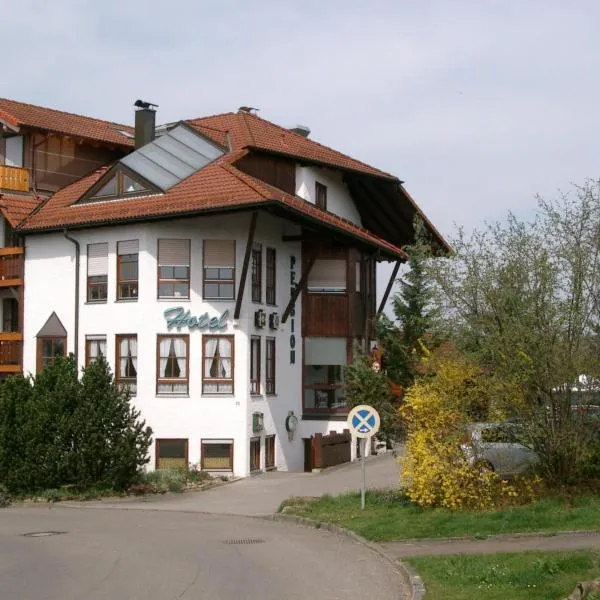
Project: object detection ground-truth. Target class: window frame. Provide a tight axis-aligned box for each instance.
[265,337,276,395]
[203,240,236,300]
[265,435,276,470]
[155,438,188,470]
[87,242,108,303]
[157,239,191,300]
[202,335,235,395]
[117,240,139,301]
[201,439,234,472]
[250,336,261,395]
[36,336,67,372]
[315,181,327,210]
[156,334,189,395]
[115,334,138,395]
[266,247,276,305]
[85,336,107,367]
[251,244,262,303]
[84,169,154,203]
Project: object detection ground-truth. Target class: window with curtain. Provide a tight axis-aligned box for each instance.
[157,335,189,394]
[117,240,139,300]
[158,239,190,299]
[303,337,347,412]
[250,336,261,394]
[203,240,235,299]
[201,440,233,471]
[307,259,347,293]
[251,244,262,303]
[266,248,276,305]
[85,336,106,367]
[203,335,234,394]
[265,337,276,394]
[87,242,108,302]
[116,334,137,394]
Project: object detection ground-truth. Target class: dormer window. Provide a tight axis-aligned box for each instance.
[88,170,150,201]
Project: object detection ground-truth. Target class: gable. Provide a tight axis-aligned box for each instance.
[37,311,67,337]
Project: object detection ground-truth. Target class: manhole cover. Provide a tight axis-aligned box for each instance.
[223,538,265,545]
[22,531,66,538]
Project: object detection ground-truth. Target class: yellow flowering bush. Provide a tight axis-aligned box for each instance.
[400,351,539,510]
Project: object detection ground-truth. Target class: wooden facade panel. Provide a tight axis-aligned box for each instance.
[303,294,348,336]
[235,153,296,195]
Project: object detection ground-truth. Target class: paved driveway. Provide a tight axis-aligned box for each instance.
[1,505,407,600]
[67,453,400,516]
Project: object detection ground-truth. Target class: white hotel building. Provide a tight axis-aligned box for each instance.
[0,98,446,476]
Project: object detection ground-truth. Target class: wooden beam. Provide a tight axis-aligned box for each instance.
[281,255,316,324]
[377,260,402,315]
[233,211,258,320]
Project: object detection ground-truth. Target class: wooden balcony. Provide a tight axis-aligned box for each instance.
[0,247,23,287]
[0,332,22,373]
[0,165,29,192]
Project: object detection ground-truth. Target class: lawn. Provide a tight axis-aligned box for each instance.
[405,550,600,600]
[280,490,600,541]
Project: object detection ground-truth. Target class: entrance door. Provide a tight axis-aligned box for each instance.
[303,437,313,472]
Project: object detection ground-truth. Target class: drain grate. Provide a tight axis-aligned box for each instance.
[22,531,67,538]
[223,538,265,545]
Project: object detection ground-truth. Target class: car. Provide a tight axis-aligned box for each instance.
[461,422,538,477]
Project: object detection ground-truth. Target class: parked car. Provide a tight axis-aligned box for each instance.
[461,422,538,477]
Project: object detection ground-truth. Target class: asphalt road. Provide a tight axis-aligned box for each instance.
[0,505,407,600]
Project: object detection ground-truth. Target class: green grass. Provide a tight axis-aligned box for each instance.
[280,489,600,541]
[406,551,600,600]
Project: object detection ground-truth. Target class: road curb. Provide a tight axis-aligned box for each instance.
[267,513,425,600]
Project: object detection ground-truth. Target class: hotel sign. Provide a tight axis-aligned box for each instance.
[164,307,229,331]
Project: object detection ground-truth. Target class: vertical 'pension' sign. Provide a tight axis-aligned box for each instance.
[289,255,297,364]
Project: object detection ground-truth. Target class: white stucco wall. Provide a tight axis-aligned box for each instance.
[295,165,362,226]
[23,212,304,477]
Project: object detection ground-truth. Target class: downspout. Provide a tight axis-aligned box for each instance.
[63,229,80,369]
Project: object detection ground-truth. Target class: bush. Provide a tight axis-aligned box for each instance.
[0,355,152,494]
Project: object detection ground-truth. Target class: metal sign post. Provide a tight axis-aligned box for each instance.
[347,405,380,510]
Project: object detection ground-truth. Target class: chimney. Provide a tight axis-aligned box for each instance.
[290,124,310,138]
[133,99,158,148]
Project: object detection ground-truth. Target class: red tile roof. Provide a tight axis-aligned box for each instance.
[0,98,134,147]
[188,111,398,181]
[20,154,406,259]
[0,193,44,228]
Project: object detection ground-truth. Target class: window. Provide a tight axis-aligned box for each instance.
[36,337,66,372]
[87,242,108,302]
[266,337,276,395]
[250,437,261,472]
[203,335,234,394]
[307,259,346,294]
[4,135,23,167]
[158,239,190,299]
[116,334,137,394]
[203,240,235,299]
[266,248,276,305]
[355,261,361,293]
[117,240,139,300]
[90,170,149,200]
[315,181,327,210]
[85,336,106,367]
[2,298,18,332]
[250,336,261,394]
[201,439,233,471]
[156,439,188,470]
[265,435,275,470]
[251,244,262,303]
[157,335,189,394]
[303,337,347,412]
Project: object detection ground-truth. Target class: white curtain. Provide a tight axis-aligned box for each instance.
[219,339,231,378]
[89,339,106,360]
[120,337,137,377]
[160,337,186,378]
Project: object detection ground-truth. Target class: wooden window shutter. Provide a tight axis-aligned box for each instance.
[204,240,235,267]
[308,259,346,291]
[118,240,139,255]
[158,239,190,266]
[87,243,108,276]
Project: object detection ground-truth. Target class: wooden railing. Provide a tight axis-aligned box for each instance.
[0,247,24,285]
[0,332,22,372]
[0,165,29,192]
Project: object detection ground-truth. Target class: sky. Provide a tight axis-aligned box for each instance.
[3,0,600,299]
